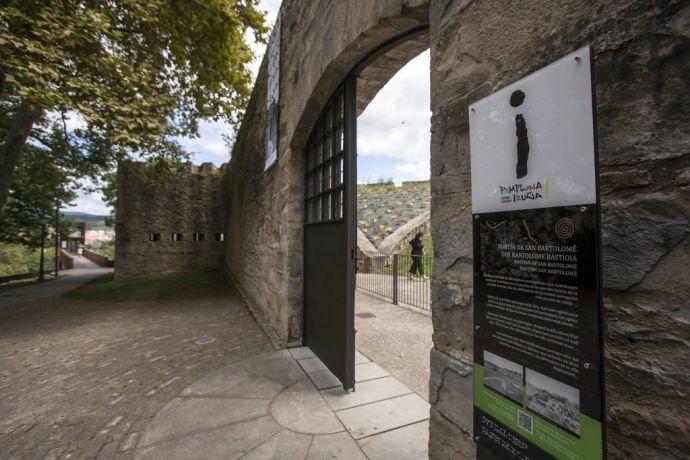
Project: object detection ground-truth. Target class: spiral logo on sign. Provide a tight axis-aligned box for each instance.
[555,218,576,239]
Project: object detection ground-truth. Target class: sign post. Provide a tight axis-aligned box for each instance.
[469,46,605,460]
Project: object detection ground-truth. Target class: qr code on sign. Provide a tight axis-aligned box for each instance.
[517,410,533,434]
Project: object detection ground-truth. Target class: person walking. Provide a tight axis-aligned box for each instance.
[409,232,425,278]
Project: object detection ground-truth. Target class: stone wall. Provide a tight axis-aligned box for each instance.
[115,162,228,277]
[358,181,430,246]
[82,248,112,268]
[225,0,688,457]
[59,249,74,270]
[224,0,431,346]
[428,1,689,458]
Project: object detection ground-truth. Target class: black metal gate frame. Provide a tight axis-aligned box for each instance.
[303,24,430,390]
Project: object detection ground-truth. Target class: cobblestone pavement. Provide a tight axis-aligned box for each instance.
[0,290,273,459]
[355,291,432,401]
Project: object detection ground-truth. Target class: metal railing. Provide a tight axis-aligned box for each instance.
[356,251,432,311]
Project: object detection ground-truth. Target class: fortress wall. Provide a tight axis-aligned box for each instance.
[224,0,431,346]
[115,162,228,277]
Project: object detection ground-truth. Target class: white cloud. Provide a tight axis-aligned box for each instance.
[393,159,431,179]
[179,119,233,163]
[357,49,431,182]
[64,189,111,215]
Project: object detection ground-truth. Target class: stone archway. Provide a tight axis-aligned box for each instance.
[225,1,689,457]
[226,0,431,349]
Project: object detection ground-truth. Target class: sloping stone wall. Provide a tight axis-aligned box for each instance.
[358,181,430,246]
[115,162,227,277]
[428,1,689,458]
[378,210,430,254]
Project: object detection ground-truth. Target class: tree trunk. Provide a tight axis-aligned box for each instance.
[0,102,41,210]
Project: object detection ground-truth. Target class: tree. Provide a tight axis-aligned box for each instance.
[0,128,77,248]
[0,0,267,209]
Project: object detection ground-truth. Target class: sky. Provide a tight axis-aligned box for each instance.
[65,0,430,215]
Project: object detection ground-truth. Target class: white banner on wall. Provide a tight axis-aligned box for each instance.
[469,46,596,213]
[265,14,281,171]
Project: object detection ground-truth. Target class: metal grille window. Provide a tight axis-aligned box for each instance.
[306,89,345,224]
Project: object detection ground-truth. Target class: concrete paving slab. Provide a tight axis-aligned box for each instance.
[308,369,342,390]
[355,362,389,382]
[355,350,371,364]
[355,291,432,400]
[307,432,367,459]
[336,393,429,439]
[135,416,281,460]
[271,380,345,435]
[288,346,315,360]
[235,350,307,387]
[138,397,269,447]
[242,429,312,459]
[297,356,329,373]
[131,338,428,459]
[358,419,429,459]
[321,376,412,411]
[182,364,284,399]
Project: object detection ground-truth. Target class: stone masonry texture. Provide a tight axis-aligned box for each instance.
[102,0,690,458]
[115,162,228,277]
[225,0,430,347]
[428,0,689,458]
[358,181,431,247]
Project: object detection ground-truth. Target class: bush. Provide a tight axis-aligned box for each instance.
[0,242,56,277]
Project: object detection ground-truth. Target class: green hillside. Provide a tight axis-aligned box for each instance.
[63,212,110,230]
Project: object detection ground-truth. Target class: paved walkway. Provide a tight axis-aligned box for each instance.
[136,347,429,459]
[0,256,111,309]
[0,273,430,459]
[355,291,433,400]
[0,288,273,458]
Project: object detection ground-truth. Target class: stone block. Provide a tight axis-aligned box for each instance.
[601,195,688,290]
[429,348,473,434]
[336,393,429,439]
[428,407,474,460]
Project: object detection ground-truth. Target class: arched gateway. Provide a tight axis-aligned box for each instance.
[224,1,689,458]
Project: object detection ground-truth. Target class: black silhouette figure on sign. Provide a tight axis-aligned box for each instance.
[510,90,530,179]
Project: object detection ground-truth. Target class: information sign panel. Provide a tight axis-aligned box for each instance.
[470,46,605,460]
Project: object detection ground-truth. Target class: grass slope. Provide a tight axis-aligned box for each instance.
[64,271,234,302]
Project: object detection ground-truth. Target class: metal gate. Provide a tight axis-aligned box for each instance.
[303,76,357,390]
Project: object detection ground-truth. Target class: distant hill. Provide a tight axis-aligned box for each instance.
[62,212,111,230]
